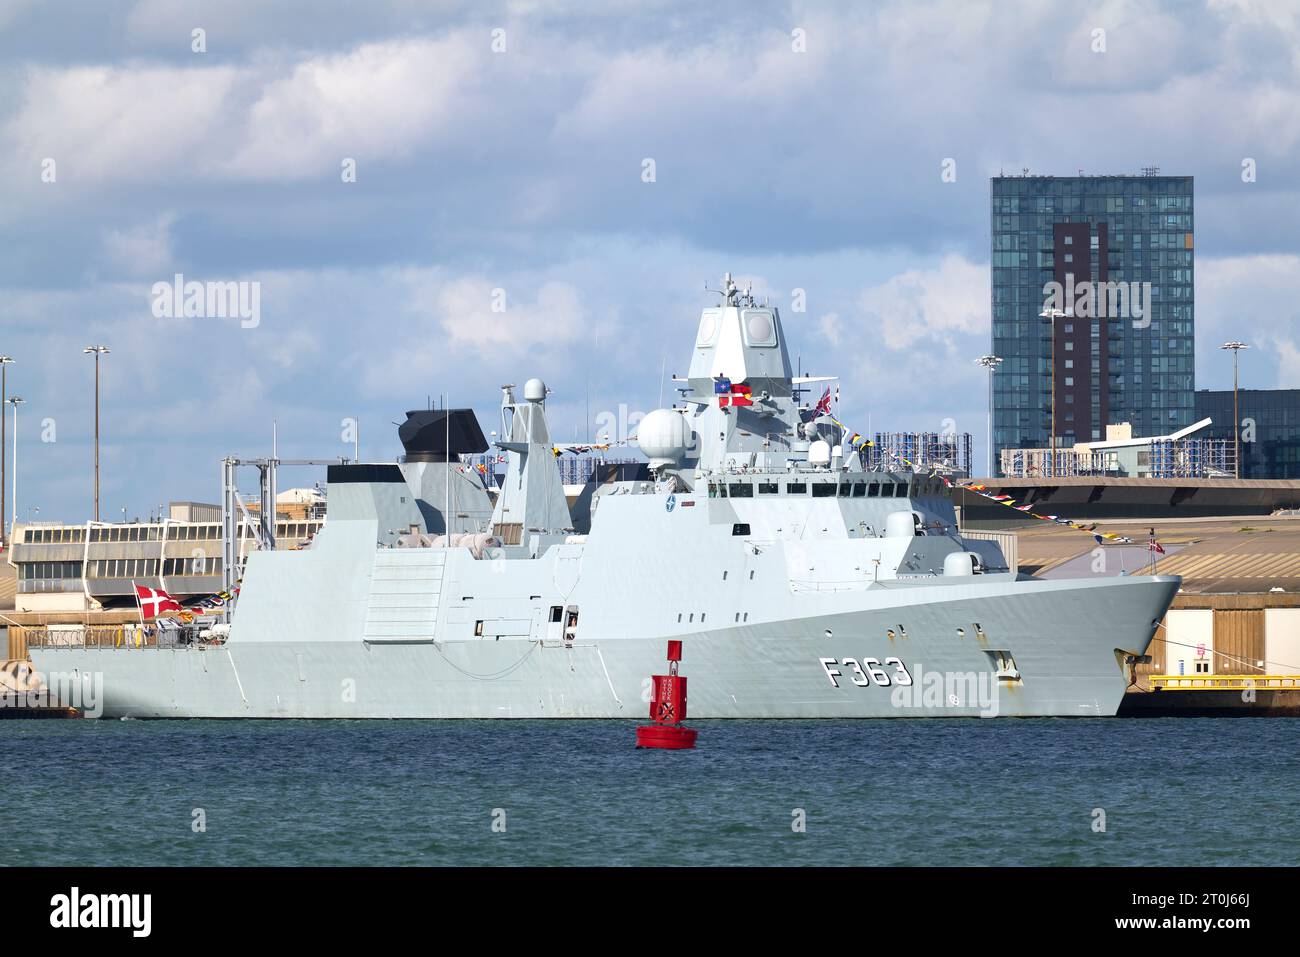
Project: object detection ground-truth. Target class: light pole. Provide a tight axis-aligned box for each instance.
[1220,341,1249,479]
[8,396,24,532]
[975,355,1002,476]
[0,355,11,544]
[84,345,110,521]
[1039,308,1067,476]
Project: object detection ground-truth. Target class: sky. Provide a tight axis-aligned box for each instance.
[1,0,1299,522]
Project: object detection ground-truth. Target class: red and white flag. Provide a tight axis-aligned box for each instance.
[1147,538,1165,555]
[134,582,182,618]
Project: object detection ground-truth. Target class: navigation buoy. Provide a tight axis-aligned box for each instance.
[636,639,698,749]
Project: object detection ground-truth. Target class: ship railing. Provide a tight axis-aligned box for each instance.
[1150,674,1300,691]
[788,578,871,593]
[17,625,197,651]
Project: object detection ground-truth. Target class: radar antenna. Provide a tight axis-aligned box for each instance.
[703,272,759,307]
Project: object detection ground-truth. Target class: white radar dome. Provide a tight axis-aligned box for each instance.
[637,409,694,468]
[524,378,547,402]
[808,439,832,467]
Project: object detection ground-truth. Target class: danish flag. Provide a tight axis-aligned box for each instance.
[134,582,182,618]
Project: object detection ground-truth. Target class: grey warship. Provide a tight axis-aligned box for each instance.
[30,275,1179,718]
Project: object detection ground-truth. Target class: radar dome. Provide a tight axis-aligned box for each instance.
[523,378,547,402]
[637,409,693,468]
[808,439,832,467]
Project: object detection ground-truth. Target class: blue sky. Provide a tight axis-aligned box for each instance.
[2,0,1299,521]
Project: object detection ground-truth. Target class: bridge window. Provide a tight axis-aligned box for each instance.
[868,482,880,497]
[812,483,837,498]
[852,482,866,497]
[758,482,779,494]
[732,523,751,536]
[786,482,807,494]
[728,483,754,498]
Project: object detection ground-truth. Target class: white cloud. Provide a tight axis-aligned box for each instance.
[817,311,841,346]
[2,64,239,184]
[851,255,989,351]
[1272,337,1300,388]
[429,277,586,350]
[100,212,176,276]
[1197,253,1300,389]
[223,34,482,180]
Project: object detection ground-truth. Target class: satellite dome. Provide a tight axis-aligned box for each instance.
[637,409,694,468]
[523,378,547,402]
[808,439,831,467]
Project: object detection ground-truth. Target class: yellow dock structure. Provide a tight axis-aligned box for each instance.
[1148,674,1300,691]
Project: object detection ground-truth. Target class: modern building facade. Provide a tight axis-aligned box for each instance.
[1197,388,1300,479]
[990,173,1195,473]
[7,497,325,613]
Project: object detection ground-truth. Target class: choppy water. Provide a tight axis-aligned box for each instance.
[3,718,1296,866]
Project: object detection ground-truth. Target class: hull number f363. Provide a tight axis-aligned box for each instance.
[819,657,913,688]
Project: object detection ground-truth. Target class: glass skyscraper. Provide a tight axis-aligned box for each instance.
[989,174,1195,472]
[1197,389,1300,479]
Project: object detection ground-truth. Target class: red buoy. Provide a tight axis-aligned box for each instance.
[636,640,698,749]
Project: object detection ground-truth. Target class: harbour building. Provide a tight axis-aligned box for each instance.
[990,172,1195,472]
[7,496,325,613]
[1196,388,1300,479]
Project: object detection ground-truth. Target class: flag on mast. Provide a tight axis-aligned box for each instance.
[134,582,182,619]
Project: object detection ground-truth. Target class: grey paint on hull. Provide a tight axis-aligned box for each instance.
[31,574,1176,719]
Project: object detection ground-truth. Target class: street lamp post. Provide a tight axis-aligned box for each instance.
[1039,308,1067,477]
[8,396,24,532]
[0,355,12,544]
[975,355,1003,477]
[1220,341,1249,479]
[84,345,110,521]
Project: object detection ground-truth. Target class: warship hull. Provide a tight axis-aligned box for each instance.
[29,575,1177,719]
